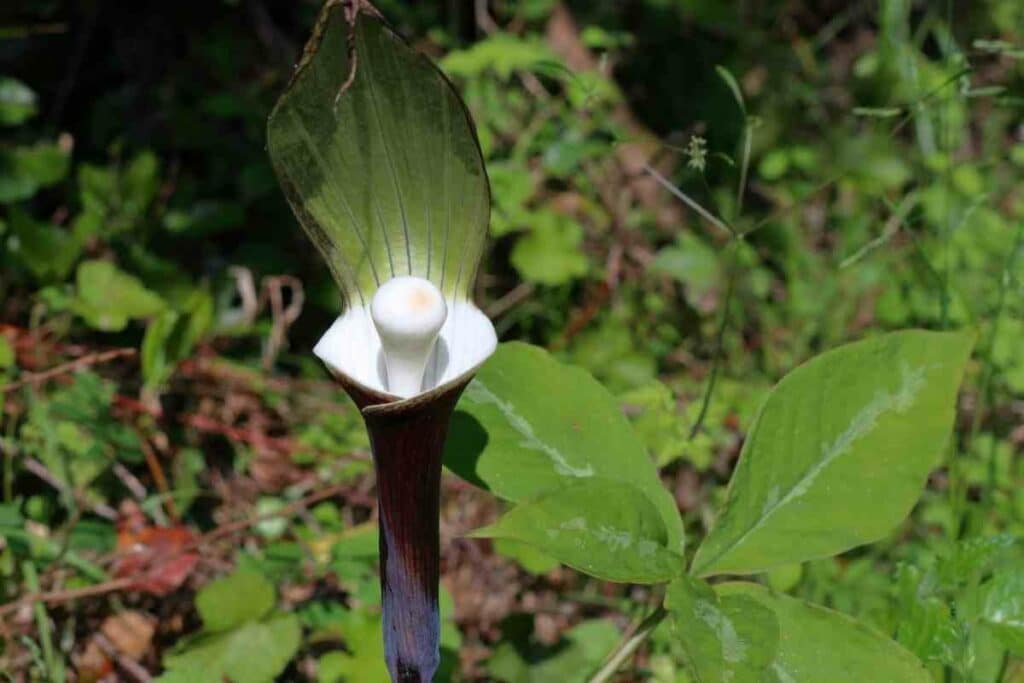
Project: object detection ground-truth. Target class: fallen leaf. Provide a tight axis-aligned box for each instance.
[101,610,156,660]
[113,525,199,596]
[74,640,113,683]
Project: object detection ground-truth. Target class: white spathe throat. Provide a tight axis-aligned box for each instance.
[314,276,497,399]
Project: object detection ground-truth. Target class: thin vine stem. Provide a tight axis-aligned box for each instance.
[690,247,739,439]
[24,561,64,682]
[587,606,668,683]
[642,163,736,238]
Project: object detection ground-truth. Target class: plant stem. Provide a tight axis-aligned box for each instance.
[736,118,753,215]
[588,605,668,683]
[23,561,65,683]
[642,163,736,238]
[690,248,738,440]
[970,221,1024,519]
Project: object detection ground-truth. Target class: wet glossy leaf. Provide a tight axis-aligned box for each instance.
[717,582,931,682]
[445,342,685,557]
[692,330,974,576]
[665,575,779,682]
[267,5,488,303]
[471,479,683,583]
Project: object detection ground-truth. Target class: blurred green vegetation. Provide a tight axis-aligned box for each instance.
[0,0,1023,680]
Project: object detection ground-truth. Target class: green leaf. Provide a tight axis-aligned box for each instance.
[0,335,13,369]
[73,152,160,238]
[73,260,165,332]
[717,582,931,682]
[486,619,620,683]
[510,212,589,285]
[979,570,1024,655]
[171,447,205,516]
[313,609,389,683]
[664,575,779,682]
[0,141,70,202]
[692,330,974,576]
[441,34,556,79]
[163,200,245,236]
[0,77,38,126]
[471,479,683,583]
[196,569,275,632]
[6,207,81,281]
[488,161,535,237]
[715,65,746,115]
[852,106,904,118]
[758,149,790,180]
[619,380,689,467]
[159,613,300,683]
[445,342,685,557]
[142,311,181,389]
[935,533,1018,590]
[304,586,462,682]
[20,372,144,495]
[648,233,721,310]
[493,538,560,575]
[267,5,489,302]
[895,595,961,666]
[141,290,213,390]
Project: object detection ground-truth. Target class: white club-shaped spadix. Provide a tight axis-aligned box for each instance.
[370,276,447,397]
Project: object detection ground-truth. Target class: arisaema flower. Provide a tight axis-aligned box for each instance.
[267,2,495,681]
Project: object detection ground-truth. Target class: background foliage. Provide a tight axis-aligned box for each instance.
[0,0,1022,680]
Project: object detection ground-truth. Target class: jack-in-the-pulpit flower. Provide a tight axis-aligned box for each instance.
[267,1,495,681]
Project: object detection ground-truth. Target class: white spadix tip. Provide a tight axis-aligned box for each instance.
[370,276,448,398]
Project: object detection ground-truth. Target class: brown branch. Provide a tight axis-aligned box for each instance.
[2,348,136,394]
[0,577,134,619]
[485,283,536,319]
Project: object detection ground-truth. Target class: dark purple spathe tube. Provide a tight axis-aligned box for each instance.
[336,374,471,682]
